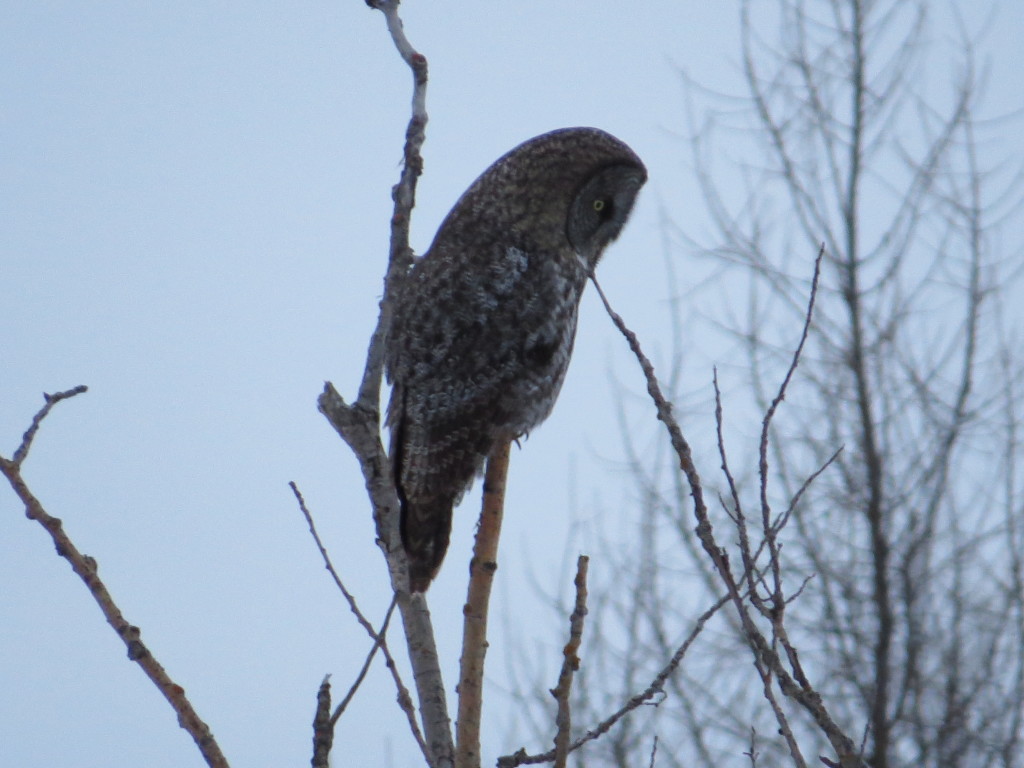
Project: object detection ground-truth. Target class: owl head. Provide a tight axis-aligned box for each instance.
[430,127,647,271]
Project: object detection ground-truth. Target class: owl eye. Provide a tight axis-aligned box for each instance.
[593,198,613,218]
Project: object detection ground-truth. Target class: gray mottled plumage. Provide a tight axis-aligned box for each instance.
[385,127,646,591]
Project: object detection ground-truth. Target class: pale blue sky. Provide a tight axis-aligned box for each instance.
[3,2,1021,766]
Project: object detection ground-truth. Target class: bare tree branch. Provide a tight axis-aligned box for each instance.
[456,442,511,768]
[598,254,869,767]
[357,0,428,411]
[331,601,398,726]
[0,388,230,768]
[289,480,426,760]
[312,676,333,768]
[317,3,457,766]
[498,594,729,767]
[10,385,87,465]
[552,556,590,768]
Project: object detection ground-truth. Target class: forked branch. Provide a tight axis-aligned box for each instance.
[497,595,728,767]
[593,256,865,767]
[317,2,455,766]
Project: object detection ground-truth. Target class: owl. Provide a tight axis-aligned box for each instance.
[384,127,646,591]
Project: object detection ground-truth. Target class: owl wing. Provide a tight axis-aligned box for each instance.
[387,242,537,431]
[385,242,553,588]
[385,240,535,406]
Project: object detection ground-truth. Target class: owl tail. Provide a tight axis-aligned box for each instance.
[400,496,454,592]
[387,388,466,591]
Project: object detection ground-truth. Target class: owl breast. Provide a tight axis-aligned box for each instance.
[495,247,583,435]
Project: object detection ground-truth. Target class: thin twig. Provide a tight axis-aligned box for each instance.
[713,368,743,523]
[773,446,844,538]
[744,727,759,767]
[12,385,87,466]
[758,245,824,605]
[289,481,428,762]
[713,370,762,608]
[0,390,229,768]
[590,275,719,566]
[591,274,749,618]
[455,442,511,768]
[332,601,398,725]
[291,482,387,644]
[498,594,728,767]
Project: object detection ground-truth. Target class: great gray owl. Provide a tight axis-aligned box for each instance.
[385,127,646,591]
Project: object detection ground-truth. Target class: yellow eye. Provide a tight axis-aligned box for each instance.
[593,199,606,212]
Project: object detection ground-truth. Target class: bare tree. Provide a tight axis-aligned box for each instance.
[520,1,1024,766]
[7,2,1020,767]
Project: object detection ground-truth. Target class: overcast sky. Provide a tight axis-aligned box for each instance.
[3,2,1022,766]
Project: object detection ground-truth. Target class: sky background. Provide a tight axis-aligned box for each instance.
[3,2,1022,767]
